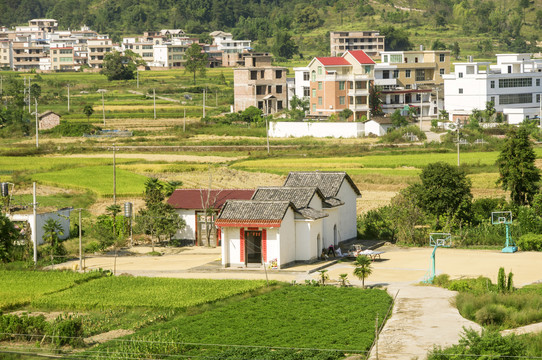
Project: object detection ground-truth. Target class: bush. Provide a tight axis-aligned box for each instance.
[50,314,84,347]
[475,304,509,326]
[379,125,427,143]
[517,233,542,251]
[44,122,101,137]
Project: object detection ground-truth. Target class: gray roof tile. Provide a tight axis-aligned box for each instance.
[283,171,361,197]
[251,186,323,209]
[217,200,292,221]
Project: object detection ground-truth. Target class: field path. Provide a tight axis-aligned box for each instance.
[367,283,481,360]
[128,90,180,103]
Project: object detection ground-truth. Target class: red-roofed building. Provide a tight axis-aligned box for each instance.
[307,50,375,121]
[167,189,254,246]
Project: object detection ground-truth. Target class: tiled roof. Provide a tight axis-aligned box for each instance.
[284,171,361,197]
[217,200,293,221]
[167,189,254,210]
[316,56,351,66]
[251,186,324,209]
[297,208,328,220]
[346,50,375,65]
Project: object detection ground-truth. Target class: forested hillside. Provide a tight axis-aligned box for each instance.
[2,0,541,58]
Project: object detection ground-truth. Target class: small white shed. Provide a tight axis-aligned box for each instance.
[8,209,71,247]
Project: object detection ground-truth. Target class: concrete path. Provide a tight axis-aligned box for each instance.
[501,322,542,336]
[367,283,481,360]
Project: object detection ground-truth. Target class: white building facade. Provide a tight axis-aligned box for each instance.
[444,53,542,124]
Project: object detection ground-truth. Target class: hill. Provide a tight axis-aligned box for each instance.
[2,0,541,60]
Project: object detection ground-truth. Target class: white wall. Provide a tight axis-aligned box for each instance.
[9,209,71,247]
[173,209,196,240]
[279,208,296,267]
[337,181,359,241]
[364,121,391,136]
[295,220,311,261]
[322,207,340,248]
[265,228,280,267]
[269,121,365,138]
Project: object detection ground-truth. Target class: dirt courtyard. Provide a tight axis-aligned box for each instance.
[59,244,542,286]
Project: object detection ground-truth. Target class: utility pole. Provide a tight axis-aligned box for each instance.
[67,84,70,112]
[203,88,206,118]
[113,143,116,206]
[78,208,82,271]
[32,182,37,266]
[153,88,156,120]
[35,99,39,149]
[101,90,105,126]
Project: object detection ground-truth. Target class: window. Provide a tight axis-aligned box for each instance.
[537,94,541,103]
[311,70,316,82]
[383,55,388,63]
[537,79,541,86]
[459,88,463,94]
[439,53,445,62]
[339,96,345,105]
[393,70,399,78]
[275,70,282,78]
[318,97,323,105]
[339,81,345,90]
[440,69,445,75]
[415,57,418,63]
[318,82,322,90]
[312,104,316,112]
[382,70,390,79]
[318,66,322,75]
[405,84,411,89]
[261,70,265,78]
[405,69,411,78]
[499,78,532,88]
[250,71,257,80]
[491,96,496,104]
[416,94,421,101]
[303,72,309,81]
[458,72,463,78]
[364,65,372,74]
[276,85,282,94]
[312,88,316,97]
[390,54,402,63]
[499,93,533,105]
[416,69,425,81]
[277,101,283,110]
[143,52,153,57]
[490,81,495,89]
[304,87,310,97]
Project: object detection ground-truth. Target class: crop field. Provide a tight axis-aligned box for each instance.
[31,166,149,197]
[32,277,269,310]
[89,286,392,359]
[0,270,102,310]
[0,156,138,174]
[231,151,512,175]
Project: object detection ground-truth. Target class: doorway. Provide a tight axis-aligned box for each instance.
[245,230,262,265]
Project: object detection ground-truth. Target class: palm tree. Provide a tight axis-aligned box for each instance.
[106,204,122,236]
[353,255,373,289]
[338,273,349,287]
[318,269,329,285]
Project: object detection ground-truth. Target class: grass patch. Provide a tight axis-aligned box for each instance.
[86,286,391,359]
[31,166,149,197]
[0,270,103,310]
[0,156,138,173]
[10,191,96,210]
[32,277,269,310]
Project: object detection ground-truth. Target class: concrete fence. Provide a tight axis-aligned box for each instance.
[269,121,365,138]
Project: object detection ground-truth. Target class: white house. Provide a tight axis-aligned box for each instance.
[167,189,254,246]
[8,209,71,248]
[217,171,361,269]
[363,117,394,136]
[443,53,542,124]
[210,31,251,54]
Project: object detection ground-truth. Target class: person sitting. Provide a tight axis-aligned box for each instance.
[327,245,336,257]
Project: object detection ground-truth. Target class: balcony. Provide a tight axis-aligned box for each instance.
[349,104,369,112]
[374,78,397,86]
[348,89,369,96]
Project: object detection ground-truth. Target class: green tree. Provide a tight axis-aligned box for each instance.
[0,214,18,263]
[135,178,185,251]
[295,5,322,32]
[42,218,66,261]
[30,83,41,100]
[353,255,372,288]
[497,126,541,206]
[431,39,447,50]
[391,109,408,128]
[412,162,472,228]
[83,105,94,122]
[273,30,298,59]
[101,51,141,81]
[184,43,208,85]
[379,26,412,51]
[339,108,353,121]
[106,204,121,236]
[388,186,425,245]
[451,41,461,59]
[369,84,383,116]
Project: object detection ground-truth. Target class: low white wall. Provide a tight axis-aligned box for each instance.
[269,121,365,138]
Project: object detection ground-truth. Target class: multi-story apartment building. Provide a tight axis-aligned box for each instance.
[28,19,58,33]
[122,38,155,64]
[0,40,11,68]
[307,50,375,121]
[50,47,76,71]
[374,49,451,117]
[11,39,48,71]
[234,55,287,114]
[444,53,542,124]
[330,31,385,58]
[152,42,188,68]
[87,38,114,69]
